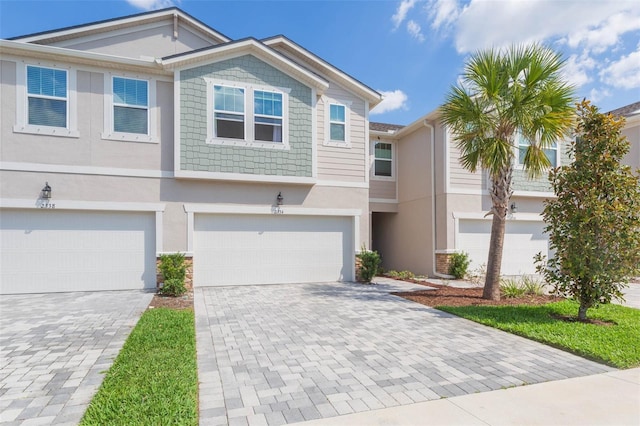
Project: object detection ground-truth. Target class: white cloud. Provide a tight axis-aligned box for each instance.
[426,0,460,32]
[566,10,640,53]
[371,90,409,115]
[589,87,611,104]
[407,20,425,42]
[126,0,175,11]
[392,0,418,30]
[562,53,596,88]
[600,47,640,89]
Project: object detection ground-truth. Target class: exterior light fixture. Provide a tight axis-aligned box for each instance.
[510,202,518,214]
[41,182,52,199]
[277,192,284,206]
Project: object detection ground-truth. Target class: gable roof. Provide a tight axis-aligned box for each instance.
[370,122,405,133]
[262,35,381,107]
[609,101,640,118]
[7,7,230,45]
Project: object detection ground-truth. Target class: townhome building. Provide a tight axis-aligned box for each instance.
[369,101,640,278]
[0,7,382,294]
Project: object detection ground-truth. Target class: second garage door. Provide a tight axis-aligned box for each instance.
[458,219,549,276]
[194,214,354,286]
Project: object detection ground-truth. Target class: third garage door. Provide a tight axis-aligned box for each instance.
[193,214,354,286]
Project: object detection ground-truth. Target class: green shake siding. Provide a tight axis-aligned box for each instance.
[180,55,313,177]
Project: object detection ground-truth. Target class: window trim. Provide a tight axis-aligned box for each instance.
[102,74,158,143]
[204,78,290,150]
[514,133,560,169]
[372,140,395,180]
[13,62,79,138]
[323,98,351,148]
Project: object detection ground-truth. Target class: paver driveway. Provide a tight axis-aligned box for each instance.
[195,281,614,426]
[0,291,152,425]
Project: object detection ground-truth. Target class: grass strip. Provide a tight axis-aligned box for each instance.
[81,308,197,426]
[436,300,640,369]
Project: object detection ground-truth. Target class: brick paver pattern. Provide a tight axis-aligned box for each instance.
[0,291,153,425]
[196,281,614,426]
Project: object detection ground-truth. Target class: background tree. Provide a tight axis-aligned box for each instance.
[440,44,575,300]
[537,100,640,321]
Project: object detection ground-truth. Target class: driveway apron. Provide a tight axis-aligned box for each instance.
[0,291,153,425]
[195,281,614,426]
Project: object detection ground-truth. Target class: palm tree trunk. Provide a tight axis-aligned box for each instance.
[483,165,513,300]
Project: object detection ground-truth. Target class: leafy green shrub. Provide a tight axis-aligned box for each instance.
[357,247,381,283]
[160,278,186,297]
[449,252,470,279]
[500,278,526,298]
[398,270,415,280]
[159,253,187,296]
[521,276,545,295]
[386,270,400,278]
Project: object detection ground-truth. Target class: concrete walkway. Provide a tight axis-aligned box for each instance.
[195,280,613,426]
[295,367,640,425]
[0,291,153,425]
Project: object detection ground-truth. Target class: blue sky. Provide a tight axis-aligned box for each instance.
[1,0,638,125]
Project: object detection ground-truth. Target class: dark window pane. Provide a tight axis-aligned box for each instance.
[28,97,66,127]
[330,123,345,141]
[114,106,148,134]
[216,118,244,139]
[375,160,392,177]
[255,123,282,142]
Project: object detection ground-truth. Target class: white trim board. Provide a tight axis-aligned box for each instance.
[0,198,165,212]
[183,204,361,217]
[174,170,316,185]
[1,162,173,179]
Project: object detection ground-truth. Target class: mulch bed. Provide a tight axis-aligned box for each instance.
[393,280,563,307]
[148,291,194,310]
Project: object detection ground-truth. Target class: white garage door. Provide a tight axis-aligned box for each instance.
[458,219,549,276]
[194,214,354,286]
[0,209,156,294]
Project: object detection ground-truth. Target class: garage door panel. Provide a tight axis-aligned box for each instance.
[458,219,549,276]
[194,214,353,286]
[1,210,155,294]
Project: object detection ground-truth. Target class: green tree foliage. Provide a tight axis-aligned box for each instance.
[440,44,575,300]
[538,100,640,321]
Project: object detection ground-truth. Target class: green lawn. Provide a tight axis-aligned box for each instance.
[81,308,197,426]
[437,300,640,369]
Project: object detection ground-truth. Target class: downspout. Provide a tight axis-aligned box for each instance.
[424,120,453,279]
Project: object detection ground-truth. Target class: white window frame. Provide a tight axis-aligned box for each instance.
[14,62,79,138]
[515,134,560,169]
[324,98,351,148]
[372,140,395,180]
[204,78,290,150]
[102,74,158,143]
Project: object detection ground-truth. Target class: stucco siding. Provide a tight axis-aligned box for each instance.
[179,55,313,177]
[51,22,215,59]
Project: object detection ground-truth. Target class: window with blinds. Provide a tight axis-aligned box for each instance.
[27,66,68,128]
[113,77,148,135]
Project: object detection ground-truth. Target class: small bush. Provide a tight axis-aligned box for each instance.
[501,278,526,298]
[386,270,400,278]
[522,276,546,295]
[398,270,415,280]
[449,252,470,279]
[159,253,187,296]
[357,247,381,283]
[467,263,487,285]
[160,278,186,297]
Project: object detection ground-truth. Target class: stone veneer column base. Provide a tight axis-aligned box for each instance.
[435,252,454,276]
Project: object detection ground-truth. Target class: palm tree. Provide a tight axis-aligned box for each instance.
[440,44,575,300]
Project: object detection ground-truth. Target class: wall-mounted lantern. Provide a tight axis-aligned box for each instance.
[276,192,284,206]
[41,182,52,200]
[510,202,518,214]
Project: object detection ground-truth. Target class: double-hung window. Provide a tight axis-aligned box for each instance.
[27,66,68,128]
[214,85,245,140]
[329,104,346,142]
[517,134,558,167]
[374,142,393,177]
[254,90,283,142]
[113,77,148,134]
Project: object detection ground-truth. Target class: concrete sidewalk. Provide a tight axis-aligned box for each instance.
[295,367,640,425]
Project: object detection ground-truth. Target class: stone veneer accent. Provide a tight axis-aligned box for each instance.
[180,55,313,177]
[435,252,454,275]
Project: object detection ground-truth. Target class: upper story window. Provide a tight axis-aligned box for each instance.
[205,78,290,150]
[14,63,78,138]
[113,77,148,134]
[27,66,67,128]
[517,134,558,167]
[329,104,346,141]
[374,141,393,178]
[102,74,157,143]
[324,100,351,148]
[214,85,245,140]
[254,90,282,142]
